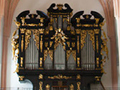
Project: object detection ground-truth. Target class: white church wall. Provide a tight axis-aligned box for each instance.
[115,17,120,89]
[6,0,112,89]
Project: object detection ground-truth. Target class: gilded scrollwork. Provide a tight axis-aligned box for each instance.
[40,35,43,52]
[32,29,40,49]
[39,74,43,79]
[66,50,71,60]
[14,63,19,73]
[76,18,80,23]
[66,50,76,61]
[21,17,26,26]
[77,36,79,53]
[25,29,41,50]
[96,58,99,68]
[70,84,74,90]
[95,76,101,81]
[20,57,23,67]
[100,28,109,73]
[95,18,100,24]
[19,76,24,81]
[57,4,63,10]
[94,29,99,34]
[81,30,87,49]
[76,29,81,34]
[51,28,68,50]
[44,50,53,61]
[46,84,50,90]
[50,41,53,47]
[20,28,25,33]
[77,82,81,90]
[67,26,71,31]
[44,50,48,61]
[45,42,48,47]
[88,30,95,50]
[67,42,70,47]
[21,23,44,27]
[77,58,80,67]
[101,29,108,59]
[11,29,19,61]
[39,29,44,34]
[72,42,75,47]
[48,74,72,79]
[40,17,44,23]
[25,29,31,50]
[40,58,42,67]
[39,81,43,90]
[49,26,53,31]
[72,50,76,61]
[99,21,105,28]
[14,20,21,28]
[21,35,24,52]
[76,74,81,79]
[49,50,53,61]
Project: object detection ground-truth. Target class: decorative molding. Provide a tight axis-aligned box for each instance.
[32,29,39,49]
[66,50,76,61]
[48,74,72,79]
[19,76,24,81]
[25,29,31,50]
[44,50,53,61]
[39,81,43,90]
[39,74,43,79]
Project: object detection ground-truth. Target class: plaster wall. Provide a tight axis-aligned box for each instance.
[0,17,4,87]
[6,0,112,89]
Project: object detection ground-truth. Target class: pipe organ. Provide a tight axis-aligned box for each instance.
[11,3,108,90]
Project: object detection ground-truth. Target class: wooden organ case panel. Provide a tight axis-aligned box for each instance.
[11,3,108,90]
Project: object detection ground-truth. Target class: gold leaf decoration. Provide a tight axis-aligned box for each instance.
[88,30,95,50]
[40,35,43,52]
[77,36,80,53]
[81,30,87,49]
[21,35,24,52]
[51,28,68,50]
[66,50,76,61]
[32,29,40,49]
[49,50,53,61]
[44,50,53,61]
[48,74,72,79]
[25,29,31,50]
[44,50,48,61]
[11,29,19,61]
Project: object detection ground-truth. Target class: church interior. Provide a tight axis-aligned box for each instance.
[0,0,119,90]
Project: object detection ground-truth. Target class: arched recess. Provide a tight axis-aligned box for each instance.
[0,0,117,89]
[99,0,118,89]
[1,0,20,88]
[113,0,120,89]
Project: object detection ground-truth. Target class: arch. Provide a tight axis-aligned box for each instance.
[99,0,118,89]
